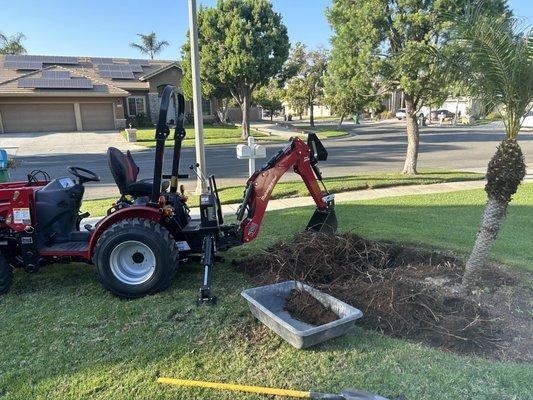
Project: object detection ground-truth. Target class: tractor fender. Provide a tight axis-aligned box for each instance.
[88,206,162,258]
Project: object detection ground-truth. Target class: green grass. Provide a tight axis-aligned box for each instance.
[82,170,484,216]
[288,124,350,138]
[124,124,270,148]
[125,123,349,148]
[1,184,532,399]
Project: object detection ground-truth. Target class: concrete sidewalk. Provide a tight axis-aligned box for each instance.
[82,179,499,227]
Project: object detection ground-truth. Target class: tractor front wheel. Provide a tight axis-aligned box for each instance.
[93,218,178,298]
[0,254,14,295]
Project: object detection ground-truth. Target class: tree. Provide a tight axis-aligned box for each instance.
[254,79,284,121]
[285,79,308,120]
[181,39,232,124]
[324,36,382,127]
[449,7,531,289]
[182,0,289,139]
[285,44,328,127]
[130,32,169,59]
[326,0,508,174]
[0,32,26,55]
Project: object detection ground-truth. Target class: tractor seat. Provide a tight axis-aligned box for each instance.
[107,147,169,198]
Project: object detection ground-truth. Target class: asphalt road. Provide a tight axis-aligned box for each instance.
[8,122,533,199]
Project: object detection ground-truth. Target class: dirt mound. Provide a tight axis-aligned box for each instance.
[235,232,532,361]
[285,289,339,325]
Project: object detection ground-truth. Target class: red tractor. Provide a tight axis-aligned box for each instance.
[0,85,336,304]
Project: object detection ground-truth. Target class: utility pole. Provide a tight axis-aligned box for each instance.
[188,0,207,194]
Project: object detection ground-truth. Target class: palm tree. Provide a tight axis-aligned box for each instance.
[452,8,532,288]
[0,32,27,55]
[130,32,169,59]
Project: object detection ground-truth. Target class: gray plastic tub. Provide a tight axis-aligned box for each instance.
[241,280,363,349]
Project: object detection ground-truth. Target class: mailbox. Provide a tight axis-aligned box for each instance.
[252,143,266,158]
[236,136,267,175]
[236,144,253,159]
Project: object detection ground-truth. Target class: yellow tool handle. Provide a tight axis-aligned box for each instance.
[157,377,311,398]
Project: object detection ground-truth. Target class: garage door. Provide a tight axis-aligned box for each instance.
[0,103,76,133]
[80,103,114,130]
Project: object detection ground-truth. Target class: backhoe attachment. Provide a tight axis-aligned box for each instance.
[236,133,337,242]
[306,205,337,235]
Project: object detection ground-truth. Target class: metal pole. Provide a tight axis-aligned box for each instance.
[188,0,207,194]
[248,136,255,176]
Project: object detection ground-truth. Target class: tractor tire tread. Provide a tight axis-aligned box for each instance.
[93,218,179,298]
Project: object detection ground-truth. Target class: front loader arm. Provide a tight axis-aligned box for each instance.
[237,137,335,243]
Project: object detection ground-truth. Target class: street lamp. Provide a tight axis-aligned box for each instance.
[187,0,207,194]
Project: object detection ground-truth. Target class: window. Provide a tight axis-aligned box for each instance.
[127,96,146,117]
[202,98,212,115]
[157,85,167,96]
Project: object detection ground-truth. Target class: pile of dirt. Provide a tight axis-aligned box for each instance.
[235,232,532,362]
[285,289,339,325]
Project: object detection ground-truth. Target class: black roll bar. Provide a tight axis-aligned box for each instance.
[150,85,187,204]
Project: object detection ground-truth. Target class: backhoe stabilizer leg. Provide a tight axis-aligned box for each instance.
[197,234,217,306]
[306,207,337,235]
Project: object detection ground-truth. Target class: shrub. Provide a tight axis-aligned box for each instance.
[486,111,501,121]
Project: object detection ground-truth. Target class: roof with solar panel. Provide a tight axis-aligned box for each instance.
[0,54,180,96]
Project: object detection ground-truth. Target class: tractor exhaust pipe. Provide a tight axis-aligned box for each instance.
[306,207,337,235]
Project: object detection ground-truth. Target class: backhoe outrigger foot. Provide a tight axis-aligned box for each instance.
[197,234,217,306]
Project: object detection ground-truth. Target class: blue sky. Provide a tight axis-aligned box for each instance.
[1,0,531,60]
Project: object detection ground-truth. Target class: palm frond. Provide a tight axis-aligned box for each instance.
[452,3,533,138]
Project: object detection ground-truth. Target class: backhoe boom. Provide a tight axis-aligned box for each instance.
[237,136,336,243]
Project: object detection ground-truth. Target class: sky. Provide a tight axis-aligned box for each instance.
[1,0,531,60]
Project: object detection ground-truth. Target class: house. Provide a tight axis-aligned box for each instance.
[282,101,332,119]
[0,54,266,134]
[384,90,482,118]
[0,54,218,133]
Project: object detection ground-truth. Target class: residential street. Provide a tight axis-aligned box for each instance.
[4,121,533,199]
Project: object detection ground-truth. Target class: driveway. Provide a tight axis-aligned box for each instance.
[0,130,143,157]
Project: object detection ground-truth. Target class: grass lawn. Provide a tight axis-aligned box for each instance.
[1,184,532,399]
[124,124,271,148]
[126,123,349,148]
[81,170,484,216]
[288,124,350,138]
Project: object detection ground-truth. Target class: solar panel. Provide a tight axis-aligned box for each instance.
[42,70,71,79]
[3,60,43,70]
[97,63,143,73]
[18,77,93,89]
[98,69,135,79]
[41,56,78,64]
[128,59,151,67]
[91,57,115,65]
[5,54,78,65]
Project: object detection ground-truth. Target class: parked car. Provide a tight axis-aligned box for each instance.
[395,108,407,119]
[431,109,455,121]
[521,110,533,128]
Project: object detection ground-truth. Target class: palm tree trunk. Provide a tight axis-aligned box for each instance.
[462,197,508,288]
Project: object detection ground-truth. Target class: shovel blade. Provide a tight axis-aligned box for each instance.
[340,389,390,400]
[306,208,337,235]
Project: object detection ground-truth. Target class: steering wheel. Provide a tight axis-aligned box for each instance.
[67,166,100,184]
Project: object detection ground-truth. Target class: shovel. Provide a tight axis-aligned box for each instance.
[157,377,398,400]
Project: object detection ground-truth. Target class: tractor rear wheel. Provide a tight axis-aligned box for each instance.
[0,253,14,295]
[93,218,178,298]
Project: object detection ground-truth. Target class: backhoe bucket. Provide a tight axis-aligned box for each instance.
[306,208,337,235]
